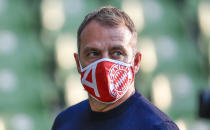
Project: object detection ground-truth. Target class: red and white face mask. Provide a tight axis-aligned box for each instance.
[79,58,135,104]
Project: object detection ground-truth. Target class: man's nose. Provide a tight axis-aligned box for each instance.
[101,52,110,59]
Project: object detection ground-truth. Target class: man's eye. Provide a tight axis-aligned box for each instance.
[88,52,99,57]
[113,51,122,57]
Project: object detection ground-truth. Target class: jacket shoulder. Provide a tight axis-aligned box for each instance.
[52,99,89,129]
[133,92,178,128]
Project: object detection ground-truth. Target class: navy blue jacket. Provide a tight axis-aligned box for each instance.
[52,90,179,130]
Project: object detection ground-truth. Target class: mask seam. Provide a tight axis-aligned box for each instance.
[79,58,133,72]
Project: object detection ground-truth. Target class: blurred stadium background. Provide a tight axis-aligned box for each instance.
[0,0,209,129]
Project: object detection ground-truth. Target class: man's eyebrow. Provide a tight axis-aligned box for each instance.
[83,46,99,52]
[110,46,126,51]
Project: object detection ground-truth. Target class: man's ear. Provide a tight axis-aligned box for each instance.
[133,52,142,74]
[74,53,81,74]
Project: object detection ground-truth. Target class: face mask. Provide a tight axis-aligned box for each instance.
[79,58,134,104]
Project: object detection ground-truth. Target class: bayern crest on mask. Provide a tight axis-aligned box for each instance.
[79,58,134,104]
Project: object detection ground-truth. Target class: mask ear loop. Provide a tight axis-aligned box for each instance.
[78,57,84,72]
[131,58,135,66]
[130,55,135,66]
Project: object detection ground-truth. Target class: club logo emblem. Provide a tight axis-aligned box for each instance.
[109,64,132,97]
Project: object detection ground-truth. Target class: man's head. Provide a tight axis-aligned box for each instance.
[77,6,137,56]
[74,6,141,74]
[73,6,142,107]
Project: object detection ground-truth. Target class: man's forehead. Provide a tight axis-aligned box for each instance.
[79,20,136,54]
[81,20,130,35]
[81,21,132,41]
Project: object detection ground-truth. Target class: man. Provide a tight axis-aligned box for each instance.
[52,6,179,130]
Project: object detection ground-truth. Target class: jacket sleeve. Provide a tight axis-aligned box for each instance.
[51,115,59,130]
[153,121,180,130]
[51,112,64,130]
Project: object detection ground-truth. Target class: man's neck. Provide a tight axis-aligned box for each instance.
[89,85,135,112]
